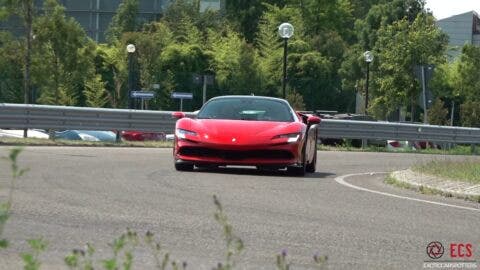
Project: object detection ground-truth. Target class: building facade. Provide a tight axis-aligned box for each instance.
[437,11,480,58]
[1,0,223,42]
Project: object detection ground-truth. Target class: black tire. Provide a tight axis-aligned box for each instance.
[306,144,317,173]
[287,163,306,176]
[175,162,194,171]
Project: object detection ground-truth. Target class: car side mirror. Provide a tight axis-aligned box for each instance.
[307,115,321,125]
[172,112,185,119]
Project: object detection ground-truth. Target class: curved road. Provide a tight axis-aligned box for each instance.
[0,147,479,269]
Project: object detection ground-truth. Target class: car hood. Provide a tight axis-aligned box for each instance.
[177,119,304,145]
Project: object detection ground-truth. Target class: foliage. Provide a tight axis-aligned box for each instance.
[0,0,35,104]
[21,238,47,270]
[454,45,480,102]
[460,101,480,128]
[298,0,355,42]
[355,0,426,49]
[0,31,23,103]
[94,43,129,108]
[286,90,306,110]
[256,4,305,97]
[212,195,244,270]
[427,98,448,125]
[225,0,286,43]
[369,13,447,119]
[429,62,457,99]
[105,0,139,43]
[208,27,262,96]
[1,0,477,123]
[84,74,109,108]
[0,148,27,249]
[413,159,480,184]
[32,0,96,106]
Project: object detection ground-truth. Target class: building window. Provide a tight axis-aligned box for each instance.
[473,13,480,34]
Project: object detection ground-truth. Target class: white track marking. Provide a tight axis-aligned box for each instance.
[335,172,480,212]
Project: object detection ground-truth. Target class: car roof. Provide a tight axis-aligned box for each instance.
[208,95,288,103]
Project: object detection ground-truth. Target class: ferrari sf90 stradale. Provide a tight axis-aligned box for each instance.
[172,96,321,176]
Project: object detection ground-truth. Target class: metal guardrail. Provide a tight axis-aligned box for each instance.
[319,120,480,144]
[1,103,479,144]
[0,103,179,132]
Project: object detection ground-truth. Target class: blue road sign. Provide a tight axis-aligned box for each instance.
[171,92,193,99]
[131,91,155,99]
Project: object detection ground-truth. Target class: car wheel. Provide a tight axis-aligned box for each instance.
[288,139,308,176]
[175,162,194,171]
[306,144,317,173]
[287,163,305,176]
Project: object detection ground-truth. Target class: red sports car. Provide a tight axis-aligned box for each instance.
[121,130,166,141]
[172,96,321,176]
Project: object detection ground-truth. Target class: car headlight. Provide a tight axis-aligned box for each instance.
[273,133,301,143]
[175,128,198,139]
[78,133,100,141]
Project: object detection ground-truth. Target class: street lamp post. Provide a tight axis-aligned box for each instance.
[363,51,374,114]
[278,23,294,99]
[127,44,136,109]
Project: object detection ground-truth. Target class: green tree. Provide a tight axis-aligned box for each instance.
[84,74,109,108]
[286,90,306,110]
[297,0,355,42]
[94,43,128,108]
[32,0,96,106]
[427,98,448,125]
[153,69,176,110]
[454,45,480,101]
[454,45,480,126]
[122,22,174,95]
[355,0,426,50]
[460,101,480,128]
[158,43,212,110]
[350,0,386,19]
[0,31,23,103]
[208,27,262,96]
[338,44,366,112]
[255,4,305,97]
[160,1,205,48]
[105,0,139,43]
[370,13,447,119]
[225,0,287,43]
[288,49,336,110]
[429,62,457,100]
[0,0,34,104]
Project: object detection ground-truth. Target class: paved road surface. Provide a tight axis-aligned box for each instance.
[0,147,478,269]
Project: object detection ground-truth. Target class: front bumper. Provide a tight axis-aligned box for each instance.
[174,139,301,166]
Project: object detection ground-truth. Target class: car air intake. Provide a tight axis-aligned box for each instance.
[179,147,294,160]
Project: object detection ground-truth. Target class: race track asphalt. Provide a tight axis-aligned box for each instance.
[0,147,478,269]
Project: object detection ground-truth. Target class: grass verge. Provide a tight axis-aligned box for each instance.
[318,144,475,155]
[385,175,480,203]
[0,137,173,148]
[412,160,480,184]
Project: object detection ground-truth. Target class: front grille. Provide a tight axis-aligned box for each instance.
[179,147,294,160]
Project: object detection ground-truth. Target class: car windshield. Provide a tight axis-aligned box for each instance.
[197,97,294,122]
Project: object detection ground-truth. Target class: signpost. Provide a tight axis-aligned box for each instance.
[131,91,155,99]
[414,65,435,123]
[131,91,155,110]
[193,74,214,104]
[171,92,193,111]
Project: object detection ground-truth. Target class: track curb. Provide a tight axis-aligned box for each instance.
[390,169,480,201]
